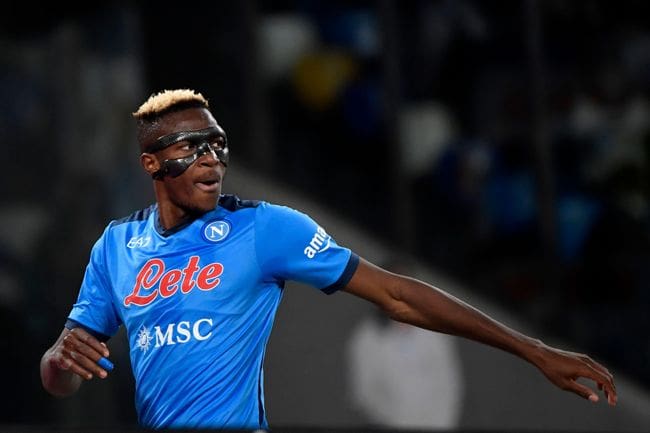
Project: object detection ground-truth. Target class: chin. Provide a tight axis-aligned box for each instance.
[191,201,218,215]
[178,197,218,216]
[197,196,220,213]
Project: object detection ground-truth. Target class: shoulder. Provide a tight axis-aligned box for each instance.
[218,194,307,221]
[218,194,261,212]
[111,204,156,227]
[99,204,156,246]
[251,199,313,225]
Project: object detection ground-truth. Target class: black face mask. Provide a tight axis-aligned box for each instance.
[145,126,229,180]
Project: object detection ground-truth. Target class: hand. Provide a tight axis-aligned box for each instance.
[47,327,112,381]
[532,343,617,405]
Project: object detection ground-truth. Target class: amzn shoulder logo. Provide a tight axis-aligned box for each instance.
[303,226,331,259]
[202,220,231,243]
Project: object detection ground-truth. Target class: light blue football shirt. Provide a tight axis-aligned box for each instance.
[66,195,359,429]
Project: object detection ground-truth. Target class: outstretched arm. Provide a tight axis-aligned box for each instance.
[343,258,617,405]
[40,327,111,397]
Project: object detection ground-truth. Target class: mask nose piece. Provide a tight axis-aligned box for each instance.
[197,142,219,162]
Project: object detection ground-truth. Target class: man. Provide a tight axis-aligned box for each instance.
[40,89,617,430]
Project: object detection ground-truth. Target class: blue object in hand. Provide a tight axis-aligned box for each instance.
[98,357,114,372]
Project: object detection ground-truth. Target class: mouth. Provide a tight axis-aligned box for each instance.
[194,175,221,193]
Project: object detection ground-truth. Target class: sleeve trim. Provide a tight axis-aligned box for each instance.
[322,253,359,295]
[65,319,111,342]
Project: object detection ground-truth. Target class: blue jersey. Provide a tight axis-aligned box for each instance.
[66,195,359,429]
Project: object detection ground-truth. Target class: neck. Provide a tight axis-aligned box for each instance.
[153,182,193,230]
[157,201,193,231]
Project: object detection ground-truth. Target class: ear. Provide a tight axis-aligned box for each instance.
[140,153,160,176]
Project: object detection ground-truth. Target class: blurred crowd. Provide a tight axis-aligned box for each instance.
[257,0,650,391]
[0,0,648,426]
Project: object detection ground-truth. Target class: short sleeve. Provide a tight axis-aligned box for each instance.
[67,225,122,338]
[254,202,358,294]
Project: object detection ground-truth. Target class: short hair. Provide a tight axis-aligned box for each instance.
[133,89,210,150]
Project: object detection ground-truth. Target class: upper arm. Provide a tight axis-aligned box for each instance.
[67,229,121,337]
[255,202,356,292]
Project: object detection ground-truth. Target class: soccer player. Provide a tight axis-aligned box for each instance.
[40,89,617,430]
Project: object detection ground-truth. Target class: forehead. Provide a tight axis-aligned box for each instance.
[144,107,218,145]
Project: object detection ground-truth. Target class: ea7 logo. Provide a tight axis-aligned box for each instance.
[303,226,331,259]
[127,236,151,248]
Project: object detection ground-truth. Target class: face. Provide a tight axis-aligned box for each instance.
[140,107,227,217]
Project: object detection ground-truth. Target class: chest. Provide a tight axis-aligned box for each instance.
[107,220,262,323]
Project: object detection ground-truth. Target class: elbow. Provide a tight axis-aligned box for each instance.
[379,275,433,329]
[380,279,411,324]
[384,302,412,324]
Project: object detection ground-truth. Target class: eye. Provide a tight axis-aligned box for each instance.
[179,142,197,152]
[210,136,226,151]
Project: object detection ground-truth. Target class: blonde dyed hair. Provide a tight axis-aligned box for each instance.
[133,89,211,150]
[133,89,209,120]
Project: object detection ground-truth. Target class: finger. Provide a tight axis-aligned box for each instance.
[68,328,110,357]
[67,335,106,363]
[587,361,615,388]
[50,353,72,371]
[67,327,109,357]
[607,393,618,406]
[62,332,111,378]
[66,356,94,381]
[599,379,618,406]
[65,349,108,379]
[567,380,599,402]
[578,355,615,388]
[576,363,616,396]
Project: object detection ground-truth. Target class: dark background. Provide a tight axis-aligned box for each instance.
[1,0,648,430]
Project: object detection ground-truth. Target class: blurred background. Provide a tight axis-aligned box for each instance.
[1,0,649,431]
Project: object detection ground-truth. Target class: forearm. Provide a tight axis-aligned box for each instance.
[389,275,544,364]
[344,258,617,405]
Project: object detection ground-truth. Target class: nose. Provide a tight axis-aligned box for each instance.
[197,144,221,166]
[199,151,219,165]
